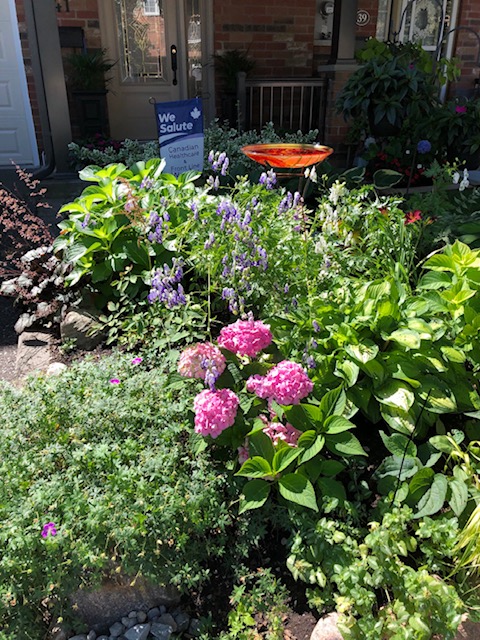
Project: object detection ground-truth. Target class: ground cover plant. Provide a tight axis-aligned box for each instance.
[1,147,480,639]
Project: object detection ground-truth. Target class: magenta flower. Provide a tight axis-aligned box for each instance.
[218,319,272,358]
[455,105,467,114]
[109,378,121,385]
[41,522,57,538]
[131,357,143,365]
[247,360,313,405]
[193,388,239,438]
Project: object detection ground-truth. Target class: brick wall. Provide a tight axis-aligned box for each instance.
[450,0,480,97]
[56,0,102,49]
[213,0,316,78]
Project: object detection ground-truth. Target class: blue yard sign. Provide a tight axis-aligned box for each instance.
[155,98,204,176]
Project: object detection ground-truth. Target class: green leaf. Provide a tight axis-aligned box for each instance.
[408,468,435,503]
[375,380,415,411]
[325,432,367,457]
[387,328,421,349]
[334,359,359,387]
[318,459,345,477]
[344,341,379,363]
[283,405,317,431]
[417,376,457,413]
[319,385,346,420]
[297,431,325,463]
[376,455,419,481]
[448,477,469,517]
[278,473,318,511]
[238,479,271,514]
[380,405,417,435]
[318,477,346,503]
[379,431,417,458]
[423,252,457,273]
[429,435,456,454]
[235,456,272,478]
[249,431,275,465]
[440,346,466,363]
[414,473,448,518]
[272,446,301,474]
[323,415,356,434]
[417,271,452,290]
[373,169,404,189]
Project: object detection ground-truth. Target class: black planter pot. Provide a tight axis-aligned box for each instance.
[72,90,110,138]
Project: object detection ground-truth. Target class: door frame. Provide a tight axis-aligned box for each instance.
[1,0,39,167]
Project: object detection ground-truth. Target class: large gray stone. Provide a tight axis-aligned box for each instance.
[310,613,343,640]
[60,309,105,350]
[16,330,53,378]
[150,623,173,640]
[123,624,151,640]
[71,574,180,633]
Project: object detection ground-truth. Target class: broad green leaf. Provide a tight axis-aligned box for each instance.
[319,385,346,420]
[318,477,346,502]
[440,346,466,363]
[78,165,103,182]
[448,477,469,516]
[429,435,456,454]
[325,432,367,457]
[423,253,457,273]
[417,376,457,413]
[249,431,275,465]
[415,473,448,518]
[318,459,345,477]
[373,169,404,189]
[380,405,416,435]
[417,271,452,290]
[387,329,421,350]
[272,446,301,474]
[344,341,379,363]
[375,380,415,411]
[283,405,317,432]
[297,431,325,463]
[238,479,271,514]
[408,468,435,503]
[323,415,356,434]
[376,455,419,481]
[379,431,417,458]
[278,473,318,511]
[235,456,272,478]
[334,359,359,387]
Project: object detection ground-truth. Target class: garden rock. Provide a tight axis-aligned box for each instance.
[186,619,201,637]
[123,624,151,640]
[157,614,177,631]
[149,623,173,640]
[173,612,190,632]
[109,622,125,637]
[455,618,480,639]
[16,330,53,378]
[71,574,180,631]
[60,309,104,350]
[310,612,343,640]
[47,361,68,376]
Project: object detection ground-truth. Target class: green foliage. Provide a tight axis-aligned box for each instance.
[68,138,160,169]
[219,569,289,640]
[287,505,464,639]
[64,49,116,92]
[0,353,267,638]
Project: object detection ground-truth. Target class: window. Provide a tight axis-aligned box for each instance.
[144,0,160,16]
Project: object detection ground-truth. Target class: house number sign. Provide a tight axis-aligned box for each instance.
[356,10,370,26]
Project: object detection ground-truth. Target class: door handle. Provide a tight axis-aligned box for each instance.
[170,44,178,86]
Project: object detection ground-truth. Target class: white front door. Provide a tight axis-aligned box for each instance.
[0,0,39,167]
[99,0,187,140]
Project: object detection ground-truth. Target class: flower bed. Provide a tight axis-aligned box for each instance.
[0,149,479,639]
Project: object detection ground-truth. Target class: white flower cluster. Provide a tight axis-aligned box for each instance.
[453,168,470,192]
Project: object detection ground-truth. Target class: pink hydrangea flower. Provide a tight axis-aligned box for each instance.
[263,422,302,447]
[178,343,226,380]
[217,319,272,358]
[237,440,250,465]
[193,388,239,438]
[247,360,313,405]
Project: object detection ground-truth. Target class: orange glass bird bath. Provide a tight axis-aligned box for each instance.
[241,143,333,170]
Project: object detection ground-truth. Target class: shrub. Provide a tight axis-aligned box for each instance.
[0,352,268,638]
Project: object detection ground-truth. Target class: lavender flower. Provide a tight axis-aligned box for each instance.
[81,213,91,229]
[41,522,57,538]
[140,177,154,189]
[259,170,277,190]
[148,259,186,308]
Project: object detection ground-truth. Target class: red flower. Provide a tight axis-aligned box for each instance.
[405,210,422,225]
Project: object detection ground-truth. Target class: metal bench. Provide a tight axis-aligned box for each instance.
[236,73,329,136]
